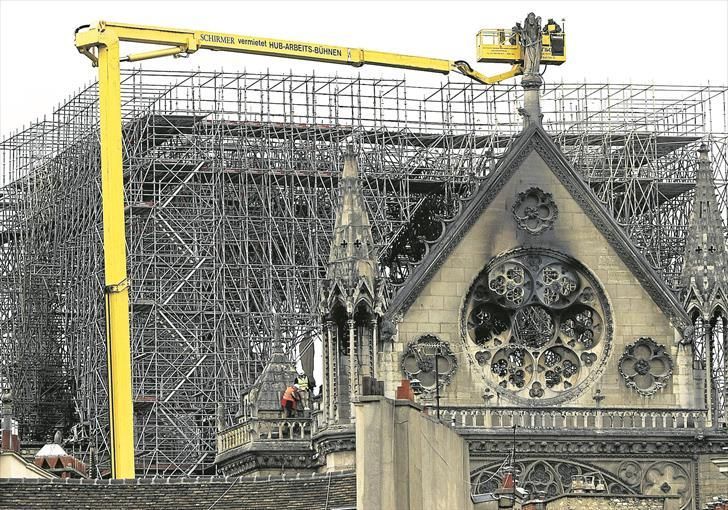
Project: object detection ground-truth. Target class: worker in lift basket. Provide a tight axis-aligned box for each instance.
[281,384,301,418]
[294,369,316,411]
[509,22,522,45]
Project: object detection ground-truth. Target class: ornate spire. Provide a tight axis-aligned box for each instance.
[324,150,377,312]
[681,143,728,306]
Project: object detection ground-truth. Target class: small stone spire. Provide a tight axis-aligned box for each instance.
[681,143,728,304]
[326,149,377,306]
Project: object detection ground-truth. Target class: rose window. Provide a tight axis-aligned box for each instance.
[401,335,458,395]
[463,248,611,404]
[618,337,673,396]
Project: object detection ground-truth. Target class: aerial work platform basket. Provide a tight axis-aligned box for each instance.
[476,21,566,66]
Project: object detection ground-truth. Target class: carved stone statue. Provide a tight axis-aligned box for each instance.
[521,12,542,76]
[216,403,225,432]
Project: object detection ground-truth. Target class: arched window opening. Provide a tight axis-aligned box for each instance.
[691,310,706,369]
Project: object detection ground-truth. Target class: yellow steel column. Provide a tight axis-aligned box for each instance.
[97,34,135,479]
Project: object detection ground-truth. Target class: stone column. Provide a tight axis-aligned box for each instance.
[521,76,543,128]
[722,315,728,426]
[326,321,335,422]
[707,315,715,427]
[329,322,340,422]
[321,321,328,420]
[371,318,378,379]
[349,318,357,420]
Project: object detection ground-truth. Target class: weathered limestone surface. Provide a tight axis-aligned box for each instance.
[391,150,691,409]
[540,494,674,510]
[355,396,472,510]
[698,454,728,508]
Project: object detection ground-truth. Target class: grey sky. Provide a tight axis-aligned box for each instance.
[1,0,727,139]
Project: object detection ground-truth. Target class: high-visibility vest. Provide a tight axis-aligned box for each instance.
[296,375,309,391]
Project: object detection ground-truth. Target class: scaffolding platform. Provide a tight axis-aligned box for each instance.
[1,70,727,476]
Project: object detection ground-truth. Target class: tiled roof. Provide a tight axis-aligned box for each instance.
[0,471,356,510]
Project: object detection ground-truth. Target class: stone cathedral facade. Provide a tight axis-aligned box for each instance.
[216,111,728,509]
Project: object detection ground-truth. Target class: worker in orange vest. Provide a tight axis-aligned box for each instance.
[281,384,301,418]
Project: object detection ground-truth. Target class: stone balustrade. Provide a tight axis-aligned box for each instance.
[437,406,708,431]
[217,417,311,453]
[311,410,325,435]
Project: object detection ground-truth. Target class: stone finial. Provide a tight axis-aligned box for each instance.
[1,388,14,429]
[1,388,12,407]
[520,12,544,127]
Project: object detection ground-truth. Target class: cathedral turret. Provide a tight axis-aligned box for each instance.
[320,150,384,425]
[681,144,728,305]
[681,143,728,426]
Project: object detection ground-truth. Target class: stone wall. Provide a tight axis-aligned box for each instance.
[355,396,472,510]
[0,452,52,479]
[698,453,728,508]
[387,149,692,410]
[537,494,674,510]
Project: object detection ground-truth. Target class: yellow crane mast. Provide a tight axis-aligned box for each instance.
[73,18,566,479]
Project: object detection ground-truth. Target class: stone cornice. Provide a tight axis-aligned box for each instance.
[464,429,728,457]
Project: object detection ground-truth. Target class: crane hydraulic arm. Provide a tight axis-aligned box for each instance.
[73,19,563,479]
[75,21,524,84]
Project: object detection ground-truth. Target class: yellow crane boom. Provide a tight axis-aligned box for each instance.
[73,18,565,479]
[75,21,529,84]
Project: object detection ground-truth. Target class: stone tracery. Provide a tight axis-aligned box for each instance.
[618,337,673,396]
[463,248,611,404]
[470,458,693,509]
[512,187,559,235]
[401,335,458,395]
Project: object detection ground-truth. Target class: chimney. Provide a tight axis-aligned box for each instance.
[395,380,415,401]
[1,389,20,452]
[495,466,517,509]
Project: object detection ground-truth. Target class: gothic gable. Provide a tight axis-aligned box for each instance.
[381,125,694,408]
[386,125,689,331]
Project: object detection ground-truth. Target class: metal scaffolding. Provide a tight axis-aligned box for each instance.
[1,69,727,476]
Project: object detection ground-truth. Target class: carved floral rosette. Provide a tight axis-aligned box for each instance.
[462,248,612,405]
[618,337,673,396]
[512,187,558,235]
[401,335,458,395]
